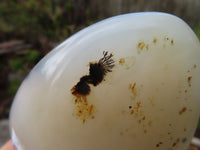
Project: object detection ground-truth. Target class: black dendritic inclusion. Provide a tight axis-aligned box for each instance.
[71,51,115,97]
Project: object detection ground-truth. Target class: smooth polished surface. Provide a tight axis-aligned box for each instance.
[10,12,200,150]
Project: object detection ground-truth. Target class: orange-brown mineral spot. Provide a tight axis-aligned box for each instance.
[129,82,137,96]
[138,42,145,50]
[119,58,125,65]
[172,138,180,148]
[179,107,187,115]
[188,76,192,87]
[145,44,149,50]
[135,102,141,112]
[119,56,136,70]
[143,129,147,134]
[171,39,174,45]
[74,97,95,123]
[148,121,152,127]
[153,38,157,44]
[137,42,146,54]
[156,142,163,148]
[130,109,134,115]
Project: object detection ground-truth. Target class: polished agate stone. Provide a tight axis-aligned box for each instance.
[10,12,200,150]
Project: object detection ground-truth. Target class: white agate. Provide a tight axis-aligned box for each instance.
[10,12,200,150]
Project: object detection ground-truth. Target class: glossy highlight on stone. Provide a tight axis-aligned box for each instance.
[10,12,200,150]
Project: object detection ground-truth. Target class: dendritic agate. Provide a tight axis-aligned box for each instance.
[10,12,200,150]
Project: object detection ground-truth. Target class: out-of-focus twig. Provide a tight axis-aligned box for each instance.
[0,40,32,55]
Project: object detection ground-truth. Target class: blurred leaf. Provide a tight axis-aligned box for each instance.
[28,0,37,10]
[25,50,40,63]
[198,120,200,128]
[85,9,90,16]
[9,58,25,72]
[65,2,73,11]
[195,24,200,40]
[8,79,21,95]
[0,0,97,41]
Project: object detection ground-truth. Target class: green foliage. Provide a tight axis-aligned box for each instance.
[199,120,200,128]
[195,24,200,40]
[0,0,98,119]
[25,49,40,63]
[65,1,73,11]
[8,79,21,95]
[85,9,90,16]
[8,49,40,96]
[9,49,40,72]
[0,0,96,42]
[9,57,25,72]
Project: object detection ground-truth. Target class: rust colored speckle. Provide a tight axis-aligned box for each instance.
[148,121,152,127]
[130,109,134,115]
[144,129,147,134]
[132,101,142,112]
[137,42,146,54]
[129,83,137,96]
[179,107,187,115]
[74,97,95,123]
[148,96,155,106]
[88,104,94,116]
[171,39,174,45]
[138,42,145,50]
[129,102,142,115]
[136,102,141,108]
[188,76,192,87]
[120,132,124,136]
[156,142,163,148]
[137,41,150,54]
[172,142,177,147]
[146,44,149,50]
[119,58,125,64]
[153,38,157,44]
[172,138,180,147]
[194,64,197,69]
[119,56,136,70]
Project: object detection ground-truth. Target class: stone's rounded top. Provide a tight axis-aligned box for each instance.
[10,12,200,150]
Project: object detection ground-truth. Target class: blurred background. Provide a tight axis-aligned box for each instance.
[0,0,200,148]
